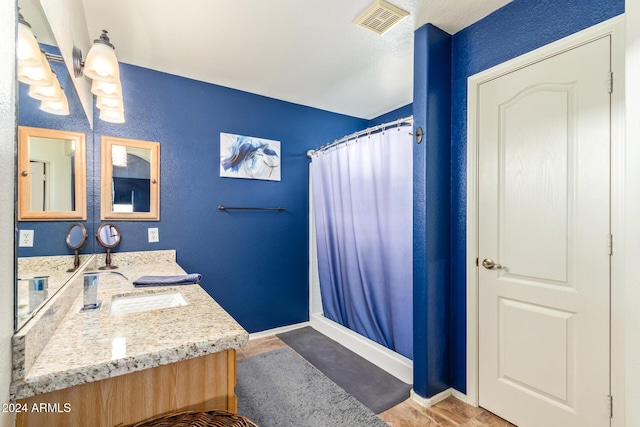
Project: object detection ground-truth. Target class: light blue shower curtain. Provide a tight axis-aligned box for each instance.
[312,127,413,359]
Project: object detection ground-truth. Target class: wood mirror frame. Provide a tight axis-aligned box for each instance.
[100,136,160,220]
[18,126,87,221]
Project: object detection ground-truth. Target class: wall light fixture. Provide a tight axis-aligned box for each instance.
[17,11,69,116]
[111,144,128,167]
[73,30,125,123]
[28,72,63,101]
[17,11,41,67]
[40,92,70,116]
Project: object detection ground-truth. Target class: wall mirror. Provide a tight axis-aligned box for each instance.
[101,136,160,220]
[15,0,93,331]
[18,126,87,221]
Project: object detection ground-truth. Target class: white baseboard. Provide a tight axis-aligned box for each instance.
[249,322,310,340]
[411,388,451,408]
[309,313,413,384]
[451,388,468,404]
[411,388,468,408]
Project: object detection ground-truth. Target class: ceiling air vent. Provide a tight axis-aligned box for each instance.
[353,0,409,35]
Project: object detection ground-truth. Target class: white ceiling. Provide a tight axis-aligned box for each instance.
[79,0,512,119]
[20,0,56,46]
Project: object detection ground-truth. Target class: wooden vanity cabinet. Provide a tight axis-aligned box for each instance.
[16,349,237,427]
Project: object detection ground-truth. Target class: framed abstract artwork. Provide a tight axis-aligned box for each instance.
[220,133,281,181]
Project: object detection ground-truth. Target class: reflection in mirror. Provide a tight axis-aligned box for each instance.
[101,136,160,220]
[15,253,91,330]
[96,223,121,270]
[15,0,93,331]
[66,223,87,272]
[18,126,86,220]
[16,276,48,322]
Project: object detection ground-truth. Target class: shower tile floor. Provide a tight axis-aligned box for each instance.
[238,335,516,427]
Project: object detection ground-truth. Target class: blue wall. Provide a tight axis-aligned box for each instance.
[413,24,451,398]
[19,59,368,332]
[448,0,624,393]
[91,64,367,332]
[367,103,412,127]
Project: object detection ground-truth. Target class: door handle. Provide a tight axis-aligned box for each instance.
[482,258,504,270]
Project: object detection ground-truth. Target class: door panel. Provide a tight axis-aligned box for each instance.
[478,36,610,427]
[500,84,574,284]
[29,160,47,211]
[499,298,574,404]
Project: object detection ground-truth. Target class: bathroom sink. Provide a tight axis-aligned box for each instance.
[109,291,187,316]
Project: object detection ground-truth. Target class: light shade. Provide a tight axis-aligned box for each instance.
[100,109,125,124]
[111,145,128,167]
[28,77,63,102]
[40,92,69,116]
[97,96,124,112]
[83,32,120,83]
[18,52,54,86]
[17,20,42,67]
[91,80,122,98]
[73,30,126,124]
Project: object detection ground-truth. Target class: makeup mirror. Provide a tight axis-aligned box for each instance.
[65,223,87,271]
[96,223,121,270]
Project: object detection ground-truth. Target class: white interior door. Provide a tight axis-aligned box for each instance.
[29,160,47,211]
[477,36,611,427]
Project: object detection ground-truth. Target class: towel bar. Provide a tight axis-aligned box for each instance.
[218,205,285,212]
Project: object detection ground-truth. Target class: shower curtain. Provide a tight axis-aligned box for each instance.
[311,127,413,359]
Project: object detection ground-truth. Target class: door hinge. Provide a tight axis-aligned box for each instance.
[607,72,613,93]
[607,395,613,419]
[607,234,613,256]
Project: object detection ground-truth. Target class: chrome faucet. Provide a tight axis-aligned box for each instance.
[18,276,49,312]
[81,271,128,312]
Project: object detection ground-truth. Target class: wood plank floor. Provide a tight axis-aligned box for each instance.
[238,335,516,427]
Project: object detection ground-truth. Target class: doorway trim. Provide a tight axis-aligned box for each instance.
[465,15,625,425]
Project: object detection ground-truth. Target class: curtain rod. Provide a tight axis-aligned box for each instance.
[306,116,413,158]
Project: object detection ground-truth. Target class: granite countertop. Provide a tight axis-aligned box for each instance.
[11,256,249,400]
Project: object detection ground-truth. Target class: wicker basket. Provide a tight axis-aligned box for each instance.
[131,409,259,427]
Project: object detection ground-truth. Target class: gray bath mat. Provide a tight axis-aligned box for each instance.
[236,347,388,427]
[277,326,411,414]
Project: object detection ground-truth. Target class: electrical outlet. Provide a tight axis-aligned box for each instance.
[19,230,34,247]
[148,228,159,243]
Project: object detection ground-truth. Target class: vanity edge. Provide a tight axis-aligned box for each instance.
[10,331,248,400]
[11,250,249,401]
